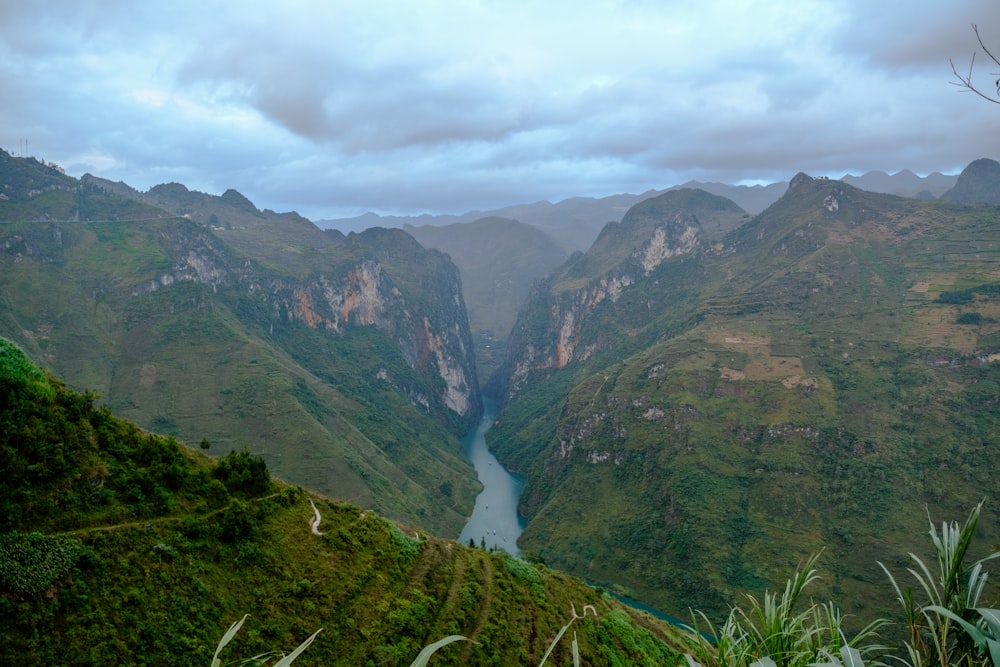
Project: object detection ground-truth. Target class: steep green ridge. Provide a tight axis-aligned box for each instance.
[491,176,1000,620]
[0,151,481,537]
[0,338,684,665]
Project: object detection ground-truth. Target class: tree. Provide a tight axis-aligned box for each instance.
[951,24,1000,104]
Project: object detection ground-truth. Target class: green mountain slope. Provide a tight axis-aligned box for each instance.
[491,175,1000,620]
[0,338,684,666]
[0,151,481,537]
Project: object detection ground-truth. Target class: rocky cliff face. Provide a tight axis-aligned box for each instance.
[5,214,481,431]
[495,189,743,402]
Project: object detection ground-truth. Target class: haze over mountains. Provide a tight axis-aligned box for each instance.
[318,169,958,253]
[2,149,998,635]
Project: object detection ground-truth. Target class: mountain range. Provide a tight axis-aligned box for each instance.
[486,162,1000,619]
[317,169,958,253]
[2,148,998,638]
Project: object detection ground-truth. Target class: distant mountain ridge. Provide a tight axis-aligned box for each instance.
[405,217,568,380]
[317,170,958,253]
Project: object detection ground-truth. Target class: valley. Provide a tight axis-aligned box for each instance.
[1,149,999,662]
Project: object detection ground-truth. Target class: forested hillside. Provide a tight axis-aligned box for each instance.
[0,337,684,665]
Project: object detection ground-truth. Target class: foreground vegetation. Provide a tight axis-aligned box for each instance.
[3,334,998,666]
[206,505,1000,667]
[0,338,683,665]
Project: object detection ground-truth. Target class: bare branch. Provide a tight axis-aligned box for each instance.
[972,24,1000,68]
[950,24,1000,104]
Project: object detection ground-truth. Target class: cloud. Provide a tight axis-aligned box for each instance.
[1,0,998,220]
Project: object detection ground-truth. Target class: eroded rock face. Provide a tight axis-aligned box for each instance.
[500,218,701,401]
[267,260,480,426]
[125,220,481,429]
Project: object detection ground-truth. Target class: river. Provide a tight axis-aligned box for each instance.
[459,400,526,554]
[458,403,691,630]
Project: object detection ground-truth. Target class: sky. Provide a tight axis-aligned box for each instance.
[3,0,1000,221]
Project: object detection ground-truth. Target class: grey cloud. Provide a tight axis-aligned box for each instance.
[833,0,1000,70]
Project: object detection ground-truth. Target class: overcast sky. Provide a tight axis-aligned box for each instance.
[3,1,1000,220]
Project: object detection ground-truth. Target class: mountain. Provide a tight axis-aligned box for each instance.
[0,150,481,537]
[321,187,775,255]
[489,173,1000,619]
[0,337,684,665]
[405,217,569,381]
[319,172,956,255]
[941,157,1000,204]
[841,169,956,198]
[318,193,653,254]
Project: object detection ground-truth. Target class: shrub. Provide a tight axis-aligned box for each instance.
[957,312,983,325]
[0,531,83,596]
[213,450,270,497]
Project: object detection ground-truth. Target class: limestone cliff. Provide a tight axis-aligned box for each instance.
[494,189,744,402]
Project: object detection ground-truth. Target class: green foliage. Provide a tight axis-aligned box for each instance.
[505,554,542,584]
[0,359,680,665]
[0,532,84,595]
[683,506,1000,667]
[0,347,219,532]
[683,553,887,667]
[387,521,422,563]
[214,450,271,498]
[0,337,54,400]
[937,282,1000,305]
[880,503,1000,667]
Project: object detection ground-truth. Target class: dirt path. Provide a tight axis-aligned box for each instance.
[308,497,324,535]
[53,492,285,537]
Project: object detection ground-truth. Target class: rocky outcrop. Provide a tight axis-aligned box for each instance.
[496,190,735,402]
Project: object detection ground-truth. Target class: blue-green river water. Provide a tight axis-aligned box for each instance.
[458,401,526,554]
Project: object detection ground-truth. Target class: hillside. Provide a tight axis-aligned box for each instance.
[490,174,1000,619]
[0,338,684,665]
[0,151,482,537]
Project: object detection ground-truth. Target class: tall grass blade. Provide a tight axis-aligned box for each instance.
[213,614,249,667]
[838,645,865,667]
[538,619,574,666]
[538,603,596,667]
[272,627,323,667]
[407,635,469,667]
